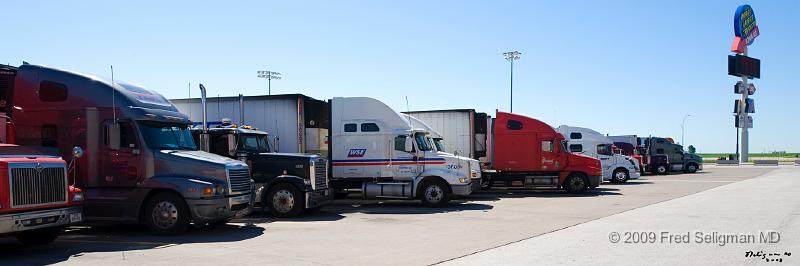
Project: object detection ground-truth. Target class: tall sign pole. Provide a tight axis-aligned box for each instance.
[729,4,760,163]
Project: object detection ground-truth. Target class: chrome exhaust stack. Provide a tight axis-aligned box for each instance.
[198,84,209,151]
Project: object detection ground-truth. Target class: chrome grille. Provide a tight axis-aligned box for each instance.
[10,166,68,208]
[227,168,252,194]
[313,157,328,190]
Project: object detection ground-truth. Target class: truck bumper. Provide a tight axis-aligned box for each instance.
[451,182,474,197]
[186,193,251,224]
[630,171,642,180]
[588,175,602,188]
[698,164,703,171]
[0,206,82,234]
[306,188,333,209]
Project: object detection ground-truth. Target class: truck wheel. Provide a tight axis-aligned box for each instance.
[15,226,63,245]
[480,177,493,190]
[685,163,698,173]
[654,165,668,175]
[144,192,191,235]
[419,180,451,207]
[611,168,629,183]
[266,183,305,218]
[563,174,588,193]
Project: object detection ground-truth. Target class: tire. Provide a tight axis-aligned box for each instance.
[480,177,493,190]
[654,165,668,175]
[611,168,630,183]
[418,179,451,207]
[563,173,589,193]
[15,227,63,245]
[144,192,191,235]
[266,183,305,218]
[685,163,698,174]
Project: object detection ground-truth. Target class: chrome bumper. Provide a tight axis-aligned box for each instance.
[306,188,333,209]
[186,193,251,224]
[0,206,82,234]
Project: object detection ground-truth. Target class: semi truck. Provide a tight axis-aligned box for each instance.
[555,126,640,183]
[609,135,702,174]
[0,144,84,245]
[173,95,477,206]
[191,92,331,217]
[0,63,253,235]
[484,112,601,192]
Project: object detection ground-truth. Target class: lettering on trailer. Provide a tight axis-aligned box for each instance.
[347,148,367,158]
[332,157,447,166]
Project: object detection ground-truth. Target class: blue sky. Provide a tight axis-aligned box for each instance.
[2,1,797,153]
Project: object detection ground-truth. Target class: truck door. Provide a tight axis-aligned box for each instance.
[391,134,417,180]
[596,144,614,178]
[540,138,559,171]
[100,120,143,187]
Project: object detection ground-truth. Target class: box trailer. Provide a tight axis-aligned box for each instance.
[172,94,329,155]
[402,110,490,161]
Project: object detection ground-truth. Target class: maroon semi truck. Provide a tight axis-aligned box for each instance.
[0,144,83,245]
[0,63,252,235]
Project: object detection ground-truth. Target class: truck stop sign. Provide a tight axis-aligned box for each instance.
[734,5,759,46]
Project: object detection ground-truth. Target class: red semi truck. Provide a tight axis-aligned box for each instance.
[482,112,602,193]
[0,144,84,245]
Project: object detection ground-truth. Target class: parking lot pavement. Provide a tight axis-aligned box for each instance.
[0,167,778,265]
[443,166,800,265]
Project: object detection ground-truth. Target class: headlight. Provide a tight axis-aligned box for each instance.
[72,191,84,202]
[202,186,215,196]
[458,178,469,183]
[471,170,478,178]
[216,184,227,195]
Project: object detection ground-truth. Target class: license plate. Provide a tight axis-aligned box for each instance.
[69,212,82,223]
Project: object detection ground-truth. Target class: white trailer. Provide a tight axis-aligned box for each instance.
[171,94,329,155]
[402,110,491,162]
[555,125,641,183]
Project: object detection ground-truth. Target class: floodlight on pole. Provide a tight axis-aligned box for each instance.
[503,51,521,113]
[257,70,282,95]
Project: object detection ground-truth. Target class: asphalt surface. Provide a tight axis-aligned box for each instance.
[0,166,789,265]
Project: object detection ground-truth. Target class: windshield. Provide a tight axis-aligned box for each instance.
[139,122,197,150]
[597,144,614,156]
[433,138,446,153]
[561,140,568,153]
[415,133,432,151]
[238,133,271,153]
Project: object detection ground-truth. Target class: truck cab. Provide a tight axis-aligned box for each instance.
[645,137,703,173]
[483,112,603,192]
[330,97,475,206]
[0,144,83,245]
[192,122,332,217]
[1,63,253,235]
[556,125,641,183]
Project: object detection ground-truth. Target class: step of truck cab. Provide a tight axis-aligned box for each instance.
[489,175,560,188]
[362,182,414,199]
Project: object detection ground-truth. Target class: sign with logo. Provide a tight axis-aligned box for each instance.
[734,4,759,46]
[347,148,367,158]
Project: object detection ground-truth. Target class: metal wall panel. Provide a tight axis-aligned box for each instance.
[406,111,473,158]
[173,97,302,153]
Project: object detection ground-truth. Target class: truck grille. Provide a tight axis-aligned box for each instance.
[227,168,252,194]
[313,157,328,190]
[10,167,67,208]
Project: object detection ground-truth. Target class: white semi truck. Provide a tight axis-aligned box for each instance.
[555,125,641,183]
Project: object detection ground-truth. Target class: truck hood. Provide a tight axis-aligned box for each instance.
[568,153,603,177]
[154,150,248,183]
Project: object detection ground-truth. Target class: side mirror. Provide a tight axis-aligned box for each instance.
[404,137,413,153]
[72,147,84,158]
[108,123,121,150]
[227,134,237,156]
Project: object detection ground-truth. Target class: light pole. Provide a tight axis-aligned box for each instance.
[503,51,521,113]
[257,70,281,95]
[681,114,691,146]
